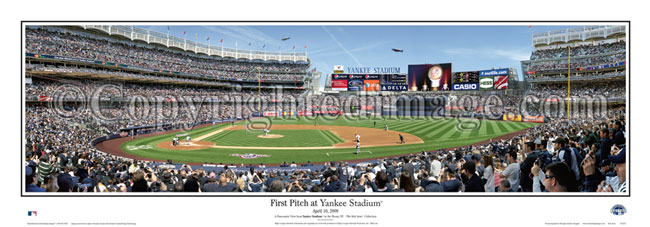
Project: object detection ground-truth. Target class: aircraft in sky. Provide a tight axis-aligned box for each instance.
[281,37,290,41]
[391,48,404,53]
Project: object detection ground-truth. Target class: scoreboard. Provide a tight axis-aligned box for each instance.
[380,74,408,91]
[331,74,408,91]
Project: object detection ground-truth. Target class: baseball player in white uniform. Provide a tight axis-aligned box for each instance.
[355,134,360,142]
[264,128,270,136]
[356,141,361,155]
[186,136,191,145]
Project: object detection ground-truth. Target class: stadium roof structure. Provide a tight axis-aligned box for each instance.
[76,25,310,63]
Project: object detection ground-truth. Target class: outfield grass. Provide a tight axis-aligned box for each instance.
[119,117,538,164]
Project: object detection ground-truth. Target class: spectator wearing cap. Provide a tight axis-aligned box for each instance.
[441,166,461,192]
[599,128,615,162]
[499,150,520,192]
[57,173,74,192]
[554,137,580,181]
[613,121,625,146]
[461,162,485,192]
[520,141,540,192]
[25,166,45,192]
[597,147,626,193]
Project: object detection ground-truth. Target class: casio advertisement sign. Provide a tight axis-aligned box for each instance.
[452,83,478,90]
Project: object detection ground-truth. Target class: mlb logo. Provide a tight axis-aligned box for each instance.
[334,74,339,78]
[28,211,37,216]
[365,74,369,79]
[349,75,354,78]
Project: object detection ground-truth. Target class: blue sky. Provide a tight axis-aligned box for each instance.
[140,25,579,89]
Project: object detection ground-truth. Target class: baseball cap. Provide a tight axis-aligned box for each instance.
[608,147,626,164]
[57,174,74,192]
[599,159,612,167]
[471,154,482,162]
[25,166,33,176]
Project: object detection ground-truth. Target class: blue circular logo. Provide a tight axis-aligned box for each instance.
[610,204,626,216]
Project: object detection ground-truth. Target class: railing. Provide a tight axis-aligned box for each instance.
[532,25,625,46]
[80,25,309,62]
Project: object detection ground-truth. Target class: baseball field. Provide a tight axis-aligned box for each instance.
[110,117,538,165]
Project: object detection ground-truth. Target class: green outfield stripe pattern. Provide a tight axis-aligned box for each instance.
[120,117,540,164]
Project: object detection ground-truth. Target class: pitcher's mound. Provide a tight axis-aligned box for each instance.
[157,140,215,150]
[258,134,284,138]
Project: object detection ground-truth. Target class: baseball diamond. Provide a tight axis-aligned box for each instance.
[104,117,538,165]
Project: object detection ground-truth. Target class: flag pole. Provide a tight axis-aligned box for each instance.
[567,47,571,119]
[258,66,262,112]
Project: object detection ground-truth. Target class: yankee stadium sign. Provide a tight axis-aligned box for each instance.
[347,67,401,74]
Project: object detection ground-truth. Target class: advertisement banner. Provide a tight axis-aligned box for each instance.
[363,74,380,80]
[479,68,509,77]
[451,71,479,90]
[332,79,348,91]
[503,114,522,122]
[494,75,509,90]
[408,63,452,91]
[380,74,408,91]
[452,83,478,90]
[524,115,545,123]
[38,96,52,102]
[347,79,364,91]
[333,65,344,73]
[479,77,494,90]
[364,80,380,91]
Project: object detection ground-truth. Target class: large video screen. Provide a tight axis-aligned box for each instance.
[407,63,452,91]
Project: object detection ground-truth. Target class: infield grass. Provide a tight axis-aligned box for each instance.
[119,116,539,164]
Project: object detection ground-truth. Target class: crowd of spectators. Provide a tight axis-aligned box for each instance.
[26,77,305,100]
[527,82,625,101]
[530,41,625,60]
[25,95,627,193]
[527,70,625,81]
[526,53,625,72]
[25,27,309,81]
